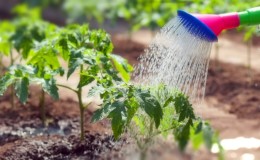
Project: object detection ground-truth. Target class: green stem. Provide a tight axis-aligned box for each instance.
[57,69,86,141]
[10,50,14,108]
[140,150,147,160]
[10,84,15,108]
[78,65,85,141]
[39,89,46,126]
[139,119,155,160]
[10,50,14,65]
[57,84,77,93]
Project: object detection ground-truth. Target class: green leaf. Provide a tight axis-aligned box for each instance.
[88,85,105,97]
[163,96,174,108]
[92,100,127,139]
[42,78,59,100]
[109,102,127,139]
[0,74,14,95]
[135,89,163,128]
[125,97,139,124]
[195,121,203,134]
[78,74,95,88]
[67,50,84,78]
[174,93,195,122]
[174,118,193,150]
[91,102,116,123]
[68,34,78,46]
[58,37,69,60]
[110,54,133,82]
[0,40,11,55]
[190,121,204,150]
[191,129,203,150]
[15,77,29,104]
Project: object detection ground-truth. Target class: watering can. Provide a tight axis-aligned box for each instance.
[177,7,260,42]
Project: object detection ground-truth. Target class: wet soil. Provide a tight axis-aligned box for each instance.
[0,86,119,159]
[1,133,126,160]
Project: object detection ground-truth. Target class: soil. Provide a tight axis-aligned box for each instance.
[1,133,126,160]
[206,61,260,119]
[112,36,145,65]
[0,86,121,159]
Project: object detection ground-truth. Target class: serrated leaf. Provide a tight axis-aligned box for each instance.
[42,78,59,100]
[195,121,203,134]
[125,97,139,124]
[68,34,78,46]
[174,93,195,122]
[91,102,116,123]
[88,85,105,97]
[163,96,174,108]
[78,74,95,88]
[174,118,193,150]
[0,74,14,95]
[67,50,84,78]
[135,89,163,128]
[109,102,127,139]
[15,77,29,104]
[58,37,69,60]
[92,100,127,139]
[110,54,133,82]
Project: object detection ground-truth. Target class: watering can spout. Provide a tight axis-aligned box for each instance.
[177,7,260,42]
[194,13,240,36]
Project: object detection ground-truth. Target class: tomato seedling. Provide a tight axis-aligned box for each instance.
[91,84,223,159]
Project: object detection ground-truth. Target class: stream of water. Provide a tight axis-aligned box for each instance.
[134,16,213,104]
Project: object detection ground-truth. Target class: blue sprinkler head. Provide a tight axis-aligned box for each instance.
[177,10,218,42]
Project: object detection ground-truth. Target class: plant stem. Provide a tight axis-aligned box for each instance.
[57,84,77,93]
[57,78,86,141]
[140,150,147,160]
[39,89,46,126]
[78,65,85,141]
[10,84,15,108]
[10,50,15,108]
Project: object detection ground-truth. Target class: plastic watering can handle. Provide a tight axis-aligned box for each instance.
[238,7,260,26]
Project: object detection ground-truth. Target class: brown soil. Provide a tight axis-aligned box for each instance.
[0,86,119,159]
[206,61,260,119]
[1,133,126,160]
[112,36,145,65]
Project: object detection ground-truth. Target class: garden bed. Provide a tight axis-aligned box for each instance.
[0,36,260,159]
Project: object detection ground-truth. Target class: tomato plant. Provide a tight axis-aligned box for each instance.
[91,83,223,159]
[0,4,56,109]
[54,24,133,140]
